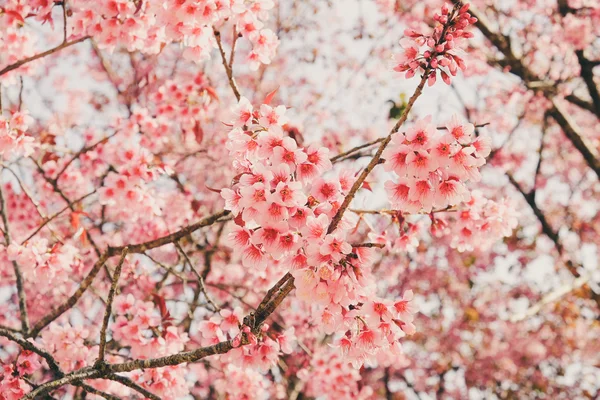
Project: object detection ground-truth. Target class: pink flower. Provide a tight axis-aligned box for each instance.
[384,179,422,213]
[272,181,307,207]
[311,178,341,203]
[434,178,470,208]
[320,233,352,262]
[301,214,329,240]
[272,137,307,167]
[393,290,417,323]
[445,114,474,144]
[382,139,410,175]
[230,96,254,127]
[405,149,438,178]
[259,104,287,132]
[405,117,435,149]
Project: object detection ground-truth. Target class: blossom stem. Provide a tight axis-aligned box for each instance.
[97,248,129,363]
[0,36,90,77]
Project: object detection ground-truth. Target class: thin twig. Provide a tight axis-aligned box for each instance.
[213,28,241,101]
[510,275,590,322]
[0,182,30,333]
[29,210,229,337]
[175,240,220,312]
[97,248,129,363]
[0,328,63,376]
[105,373,161,400]
[327,66,432,234]
[0,36,89,77]
[62,1,68,43]
[22,190,96,243]
[74,382,120,400]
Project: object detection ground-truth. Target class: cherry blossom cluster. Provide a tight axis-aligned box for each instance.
[221,96,419,367]
[0,2,40,84]
[40,322,97,371]
[383,115,491,214]
[6,239,80,286]
[137,72,219,151]
[212,365,271,399]
[0,184,41,242]
[393,3,476,85]
[97,120,170,222]
[297,349,372,399]
[109,294,190,397]
[0,111,36,160]
[68,0,278,69]
[442,190,519,252]
[0,347,43,400]
[197,307,296,372]
[0,364,32,400]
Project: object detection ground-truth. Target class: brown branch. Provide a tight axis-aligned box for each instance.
[229,25,238,69]
[327,67,432,233]
[350,206,456,215]
[29,210,229,337]
[556,0,600,117]
[55,134,115,180]
[105,373,160,400]
[22,190,96,244]
[565,94,595,114]
[109,210,230,255]
[74,382,120,400]
[454,0,600,180]
[506,174,600,307]
[352,242,386,249]
[28,252,109,337]
[97,248,129,363]
[23,367,102,399]
[576,50,600,116]
[175,240,220,312]
[0,36,89,77]
[547,99,600,179]
[0,328,63,376]
[213,28,241,101]
[61,1,68,43]
[330,138,384,163]
[0,182,30,333]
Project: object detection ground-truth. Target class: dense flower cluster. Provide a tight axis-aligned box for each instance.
[197,307,296,372]
[110,294,190,397]
[137,72,219,151]
[1,0,597,398]
[393,3,476,85]
[383,115,491,213]
[0,111,36,160]
[222,97,419,367]
[0,364,32,400]
[7,239,80,285]
[69,0,278,68]
[444,191,519,252]
[40,322,96,371]
[97,121,170,222]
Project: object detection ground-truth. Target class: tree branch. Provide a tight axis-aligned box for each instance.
[327,67,432,233]
[453,0,600,180]
[214,28,241,101]
[0,328,63,376]
[0,182,30,333]
[28,210,229,337]
[105,373,161,400]
[97,248,129,363]
[0,36,89,77]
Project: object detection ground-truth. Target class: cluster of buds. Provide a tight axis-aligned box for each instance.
[393,3,477,85]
